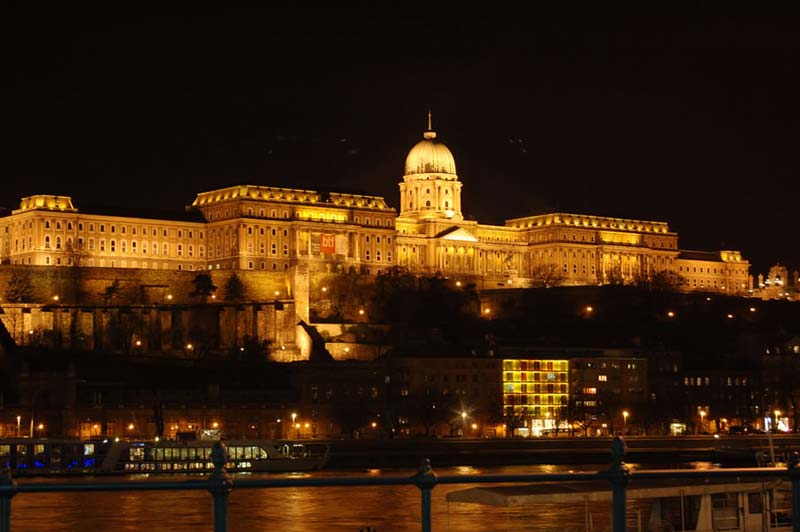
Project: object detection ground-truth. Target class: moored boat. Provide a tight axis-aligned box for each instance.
[0,438,329,476]
[102,439,330,474]
[446,476,793,532]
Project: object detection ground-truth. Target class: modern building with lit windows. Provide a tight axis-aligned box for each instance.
[502,358,569,436]
[0,118,751,294]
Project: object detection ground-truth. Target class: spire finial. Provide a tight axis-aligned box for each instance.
[423,110,437,139]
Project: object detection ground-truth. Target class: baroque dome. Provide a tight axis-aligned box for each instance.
[404,129,457,177]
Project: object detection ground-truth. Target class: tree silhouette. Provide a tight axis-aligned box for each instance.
[65,239,87,303]
[102,279,122,305]
[223,272,246,303]
[190,273,217,303]
[4,270,34,302]
[529,264,565,288]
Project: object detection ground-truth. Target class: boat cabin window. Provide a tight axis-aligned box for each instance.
[0,445,10,468]
[129,447,145,461]
[83,444,95,456]
[711,492,740,530]
[747,492,762,514]
[770,489,793,527]
[15,445,28,468]
[660,495,701,531]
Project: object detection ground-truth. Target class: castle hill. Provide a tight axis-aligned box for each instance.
[0,118,798,451]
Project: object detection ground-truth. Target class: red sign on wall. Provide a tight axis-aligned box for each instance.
[320,234,336,254]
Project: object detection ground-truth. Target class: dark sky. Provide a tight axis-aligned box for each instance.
[3,9,799,275]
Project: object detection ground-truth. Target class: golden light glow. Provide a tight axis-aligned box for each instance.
[749,307,756,312]
[455,281,462,287]
[667,311,675,318]
[186,343,193,350]
[484,308,491,315]
[321,287,327,292]
[304,422,310,428]
[135,340,142,347]
[502,359,569,424]
[598,231,640,245]
[37,423,44,430]
[274,290,280,297]
[212,421,219,428]
[358,309,365,315]
[585,306,593,313]
[371,422,377,428]
[471,423,478,430]
[128,423,135,430]
[167,294,173,300]
[727,314,734,319]
[52,295,59,301]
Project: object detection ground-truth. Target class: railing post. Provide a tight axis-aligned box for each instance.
[606,435,630,532]
[208,441,233,532]
[410,458,438,532]
[788,452,800,532]
[0,468,17,532]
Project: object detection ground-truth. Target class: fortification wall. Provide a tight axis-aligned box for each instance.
[0,302,300,361]
[0,264,293,305]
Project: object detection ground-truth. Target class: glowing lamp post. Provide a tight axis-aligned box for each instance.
[622,410,629,432]
[699,410,706,433]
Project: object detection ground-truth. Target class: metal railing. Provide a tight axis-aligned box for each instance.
[1,436,799,532]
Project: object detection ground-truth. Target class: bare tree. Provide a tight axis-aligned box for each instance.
[529,264,565,288]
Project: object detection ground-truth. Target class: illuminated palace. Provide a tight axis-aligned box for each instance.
[0,119,750,293]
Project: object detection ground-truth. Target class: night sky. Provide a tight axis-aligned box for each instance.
[4,9,799,275]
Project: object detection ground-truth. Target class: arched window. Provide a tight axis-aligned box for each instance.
[425,201,431,207]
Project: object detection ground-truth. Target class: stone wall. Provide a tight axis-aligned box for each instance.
[0,302,300,359]
[0,264,293,305]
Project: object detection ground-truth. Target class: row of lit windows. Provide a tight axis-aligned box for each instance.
[502,394,568,406]
[246,261,291,271]
[684,376,749,387]
[679,265,747,276]
[503,383,567,394]
[503,372,568,383]
[39,219,204,239]
[503,360,568,372]
[43,256,197,270]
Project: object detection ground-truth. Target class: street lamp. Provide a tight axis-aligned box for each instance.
[16,415,21,437]
[291,412,298,439]
[461,411,467,436]
[699,410,706,432]
[622,410,629,432]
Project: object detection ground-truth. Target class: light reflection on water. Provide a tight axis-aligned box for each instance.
[10,462,719,532]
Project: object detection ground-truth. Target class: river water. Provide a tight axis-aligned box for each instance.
[9,462,714,532]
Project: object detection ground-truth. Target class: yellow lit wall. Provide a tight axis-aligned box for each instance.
[502,359,569,422]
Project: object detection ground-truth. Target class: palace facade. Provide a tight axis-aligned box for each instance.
[0,120,751,294]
